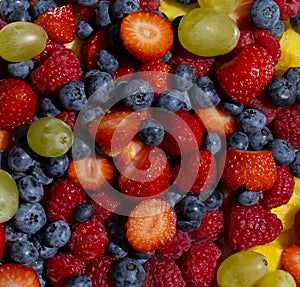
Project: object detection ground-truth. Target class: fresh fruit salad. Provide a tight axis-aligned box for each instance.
[1,0,300,286]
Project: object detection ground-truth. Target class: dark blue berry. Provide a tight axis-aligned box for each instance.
[74,0,98,6]
[248,127,274,151]
[39,98,61,117]
[107,215,128,240]
[175,0,197,4]
[71,137,92,160]
[66,274,93,287]
[222,98,244,116]
[38,275,46,287]
[108,241,129,258]
[7,59,33,79]
[234,187,261,206]
[4,225,30,243]
[227,131,249,150]
[76,20,94,40]
[290,9,300,34]
[238,108,267,135]
[181,91,192,111]
[122,79,154,111]
[74,203,94,222]
[112,0,140,19]
[18,175,44,203]
[128,249,155,265]
[160,50,172,62]
[0,150,9,171]
[177,218,201,232]
[283,67,300,101]
[290,151,300,178]
[0,0,30,20]
[173,64,196,91]
[269,20,285,37]
[25,257,44,275]
[33,231,58,259]
[59,81,87,112]
[179,195,207,220]
[267,78,296,107]
[8,144,35,172]
[44,154,69,178]
[14,202,47,234]
[152,10,169,20]
[268,139,296,165]
[250,0,280,29]
[95,0,112,27]
[96,49,119,74]
[137,118,165,146]
[45,220,71,248]
[77,105,105,127]
[13,125,30,145]
[7,7,31,22]
[157,89,184,112]
[9,240,39,264]
[107,24,126,54]
[190,76,220,108]
[32,0,57,18]
[171,16,183,43]
[203,189,224,210]
[203,133,222,154]
[31,161,54,185]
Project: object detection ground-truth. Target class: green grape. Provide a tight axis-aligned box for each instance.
[178,7,240,57]
[0,170,19,223]
[27,117,74,158]
[217,251,268,287]
[0,22,47,62]
[257,270,296,287]
[198,0,242,14]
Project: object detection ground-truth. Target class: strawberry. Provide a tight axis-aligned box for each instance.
[0,224,6,261]
[172,149,217,194]
[137,0,160,11]
[274,0,300,19]
[157,110,203,157]
[34,4,76,44]
[227,204,283,251]
[88,109,143,157]
[30,47,83,96]
[0,79,37,131]
[126,198,177,252]
[68,154,115,191]
[120,11,174,62]
[0,264,40,287]
[217,44,275,105]
[281,243,300,285]
[111,56,138,80]
[221,148,277,192]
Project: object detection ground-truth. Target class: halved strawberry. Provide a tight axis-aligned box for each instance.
[0,224,5,261]
[120,11,174,62]
[34,4,76,44]
[126,199,177,252]
[281,243,300,285]
[0,264,40,287]
[68,154,114,191]
[221,148,277,191]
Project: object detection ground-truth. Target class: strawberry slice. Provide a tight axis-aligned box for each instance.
[221,148,277,191]
[126,199,176,252]
[68,154,114,191]
[34,4,76,44]
[281,243,300,285]
[120,11,174,62]
[0,264,40,287]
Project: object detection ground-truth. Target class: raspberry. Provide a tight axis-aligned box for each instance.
[57,110,76,130]
[46,253,86,287]
[157,229,192,259]
[261,166,295,209]
[180,241,222,287]
[189,209,225,243]
[274,0,300,20]
[69,219,108,262]
[294,208,300,240]
[47,178,87,224]
[142,256,186,287]
[226,204,283,251]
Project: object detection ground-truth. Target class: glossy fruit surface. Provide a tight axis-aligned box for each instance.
[257,270,296,287]
[198,0,242,14]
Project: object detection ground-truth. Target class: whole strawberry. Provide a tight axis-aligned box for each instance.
[0,79,37,130]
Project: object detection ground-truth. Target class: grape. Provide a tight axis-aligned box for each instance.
[0,22,47,62]
[27,117,74,158]
[0,169,19,223]
[198,0,242,14]
[178,7,240,57]
[217,251,268,287]
[257,270,296,287]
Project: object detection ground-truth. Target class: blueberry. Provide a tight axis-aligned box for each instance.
[0,0,30,20]
[74,203,94,222]
[0,150,9,171]
[227,131,249,150]
[137,118,165,146]
[203,189,224,210]
[14,203,47,234]
[171,16,183,43]
[283,67,300,101]
[267,78,296,107]
[9,241,39,264]
[71,137,92,160]
[175,0,197,5]
[112,0,140,19]
[8,144,35,172]
[128,249,155,265]
[179,195,207,220]
[7,59,33,79]
[107,215,128,240]
[290,151,300,178]
[181,90,192,111]
[96,49,119,74]
[248,127,274,151]
[203,133,222,154]
[32,231,58,259]
[4,225,31,243]
[95,0,112,27]
[122,79,154,111]
[31,161,54,185]
[290,9,300,34]
[177,218,202,232]
[157,89,184,112]
[268,139,296,165]
[66,274,93,287]
[32,0,57,18]
[234,187,261,206]
[43,154,69,178]
[7,7,31,22]
[250,0,280,29]
[269,20,285,37]
[59,81,87,112]
[13,125,30,145]
[190,76,220,108]
[160,50,172,62]
[77,105,105,127]
[74,0,98,6]
[45,220,71,248]
[39,98,61,117]
[238,108,267,135]
[152,10,169,20]
[173,64,196,91]
[221,97,244,116]
[25,257,44,275]
[18,175,44,203]
[76,20,94,40]
[107,24,126,54]
[108,241,129,258]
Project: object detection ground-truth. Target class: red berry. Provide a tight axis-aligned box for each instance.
[57,110,76,130]
[137,0,160,11]
[274,0,300,20]
[0,225,6,261]
[281,243,300,285]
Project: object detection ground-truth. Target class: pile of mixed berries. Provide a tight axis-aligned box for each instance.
[1,0,300,286]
